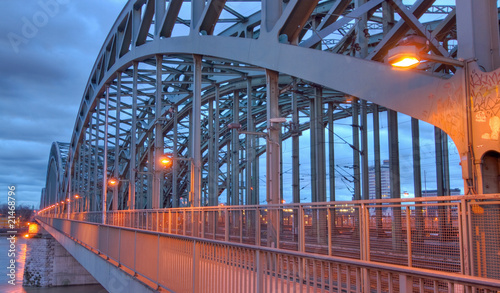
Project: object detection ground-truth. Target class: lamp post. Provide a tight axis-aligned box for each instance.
[228,118,287,248]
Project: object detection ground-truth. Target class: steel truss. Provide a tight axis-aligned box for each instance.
[42,0,500,214]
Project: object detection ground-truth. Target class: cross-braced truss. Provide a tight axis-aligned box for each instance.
[42,0,500,210]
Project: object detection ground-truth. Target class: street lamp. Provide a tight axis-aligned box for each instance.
[108,177,119,186]
[159,155,173,168]
[387,45,465,68]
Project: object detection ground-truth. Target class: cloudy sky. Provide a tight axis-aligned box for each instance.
[0,0,464,209]
[0,0,127,208]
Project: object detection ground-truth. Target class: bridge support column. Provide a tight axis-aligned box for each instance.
[152,54,164,209]
[231,90,240,205]
[113,73,121,211]
[266,69,281,248]
[291,79,300,204]
[352,98,361,200]
[246,78,255,205]
[129,62,138,210]
[103,86,110,223]
[388,109,403,251]
[190,54,202,208]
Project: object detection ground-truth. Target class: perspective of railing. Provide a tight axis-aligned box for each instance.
[38,194,500,290]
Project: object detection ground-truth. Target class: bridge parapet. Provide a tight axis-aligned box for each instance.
[39,194,500,286]
[37,196,500,292]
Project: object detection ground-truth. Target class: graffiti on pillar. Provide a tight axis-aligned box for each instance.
[469,68,500,140]
[423,80,465,143]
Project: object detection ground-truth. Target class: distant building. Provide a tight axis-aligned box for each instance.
[420,188,461,197]
[368,159,461,199]
[368,160,391,199]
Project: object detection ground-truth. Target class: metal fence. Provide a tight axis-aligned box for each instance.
[38,216,500,293]
[39,194,500,283]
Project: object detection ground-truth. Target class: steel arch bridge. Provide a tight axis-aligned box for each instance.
[42,0,500,213]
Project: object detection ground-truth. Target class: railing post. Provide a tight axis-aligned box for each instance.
[225,208,229,242]
[460,199,471,276]
[201,209,205,238]
[168,210,172,234]
[361,203,370,292]
[406,206,412,267]
[256,250,262,293]
[192,240,198,293]
[299,205,305,252]
[327,207,332,256]
[256,207,261,245]
[399,274,412,293]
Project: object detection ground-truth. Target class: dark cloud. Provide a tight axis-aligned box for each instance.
[0,0,126,208]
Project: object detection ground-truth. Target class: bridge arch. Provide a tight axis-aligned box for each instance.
[42,142,69,209]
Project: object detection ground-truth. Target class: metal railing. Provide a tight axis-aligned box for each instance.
[38,216,500,293]
[39,194,500,286]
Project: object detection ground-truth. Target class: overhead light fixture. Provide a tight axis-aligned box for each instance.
[387,46,421,69]
[387,43,464,69]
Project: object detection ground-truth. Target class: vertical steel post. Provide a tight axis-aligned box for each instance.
[153,54,164,209]
[315,87,326,202]
[291,79,300,204]
[208,99,217,206]
[310,96,317,202]
[130,61,138,210]
[113,73,121,211]
[93,101,100,212]
[328,103,335,202]
[191,0,205,30]
[388,110,402,250]
[361,100,369,200]
[103,86,110,224]
[373,105,383,236]
[231,90,240,205]
[86,123,92,212]
[214,86,220,202]
[246,78,254,205]
[355,0,368,58]
[352,98,361,200]
[456,0,500,71]
[412,118,424,242]
[191,54,202,209]
[172,105,178,208]
[266,69,280,248]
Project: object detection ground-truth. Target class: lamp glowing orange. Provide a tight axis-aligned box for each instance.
[75,195,79,199]
[387,46,421,69]
[108,178,118,186]
[160,155,173,168]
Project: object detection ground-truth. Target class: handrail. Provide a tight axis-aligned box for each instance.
[38,216,500,291]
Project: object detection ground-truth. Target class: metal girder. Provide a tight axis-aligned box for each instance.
[300,0,385,48]
[198,0,228,35]
[367,0,435,61]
